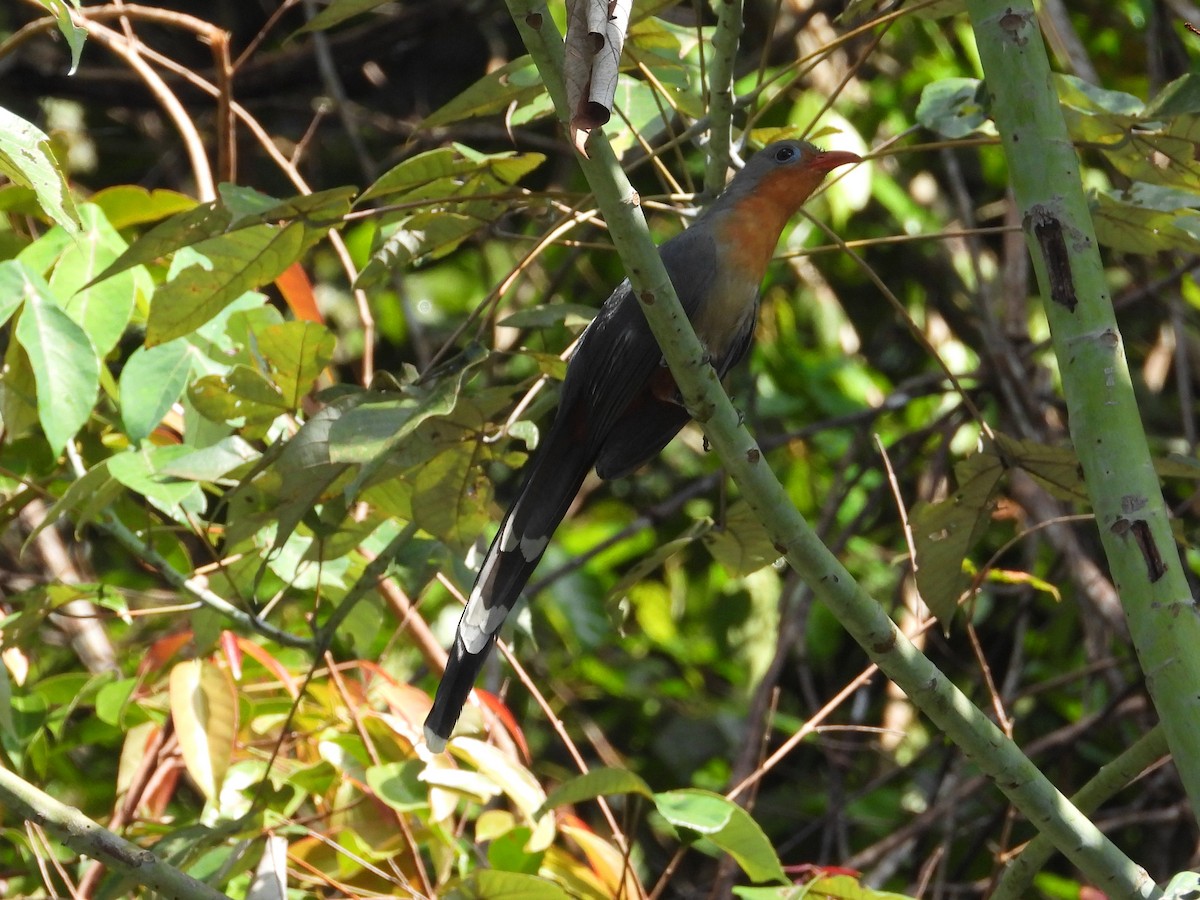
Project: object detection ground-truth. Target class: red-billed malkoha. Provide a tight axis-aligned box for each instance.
[425,140,861,751]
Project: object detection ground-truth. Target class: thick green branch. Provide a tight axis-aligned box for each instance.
[0,765,232,900]
[504,1,1159,895]
[967,0,1200,827]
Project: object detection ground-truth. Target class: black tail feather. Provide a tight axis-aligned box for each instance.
[424,631,498,752]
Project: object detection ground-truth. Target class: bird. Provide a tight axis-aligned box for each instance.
[424,139,861,751]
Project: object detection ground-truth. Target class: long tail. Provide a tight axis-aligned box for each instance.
[424,418,595,750]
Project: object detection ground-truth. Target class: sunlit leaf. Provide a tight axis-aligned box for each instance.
[90,185,196,229]
[49,204,139,356]
[654,789,788,885]
[9,262,99,454]
[120,339,198,443]
[0,107,80,233]
[169,659,238,803]
[451,870,572,899]
[147,223,306,345]
[252,320,337,408]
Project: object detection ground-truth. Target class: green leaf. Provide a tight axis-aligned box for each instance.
[0,261,27,328]
[915,78,989,139]
[147,222,305,345]
[1146,73,1200,118]
[294,0,393,34]
[0,340,41,441]
[34,0,86,73]
[189,365,290,432]
[1092,191,1200,255]
[702,501,783,575]
[994,434,1087,503]
[107,446,206,518]
[10,263,99,454]
[361,148,544,203]
[450,870,571,900]
[252,320,337,408]
[0,106,80,233]
[536,767,654,819]
[654,789,788,885]
[156,437,259,481]
[366,760,428,813]
[358,210,501,288]
[422,56,544,128]
[49,204,139,357]
[227,184,356,230]
[119,339,197,443]
[1056,73,1145,117]
[95,201,231,284]
[498,303,596,330]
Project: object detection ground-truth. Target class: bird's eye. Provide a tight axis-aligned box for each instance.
[774,145,797,163]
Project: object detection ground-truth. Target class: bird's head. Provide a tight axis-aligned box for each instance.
[722,139,861,213]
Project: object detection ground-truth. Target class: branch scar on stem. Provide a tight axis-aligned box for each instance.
[1025,206,1078,312]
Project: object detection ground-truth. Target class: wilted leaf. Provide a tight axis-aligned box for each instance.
[450,737,555,852]
[557,820,643,899]
[565,0,633,151]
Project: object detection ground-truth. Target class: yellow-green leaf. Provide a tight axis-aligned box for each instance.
[169,659,238,803]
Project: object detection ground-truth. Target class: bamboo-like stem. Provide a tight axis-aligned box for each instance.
[503,1,1160,894]
[966,0,1200,826]
[701,0,744,198]
[993,725,1169,898]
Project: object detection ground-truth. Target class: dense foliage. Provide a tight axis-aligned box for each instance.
[0,0,1198,897]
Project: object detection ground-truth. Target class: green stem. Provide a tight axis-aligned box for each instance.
[993,725,1170,898]
[966,0,1200,826]
[504,1,1160,895]
[702,0,744,197]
